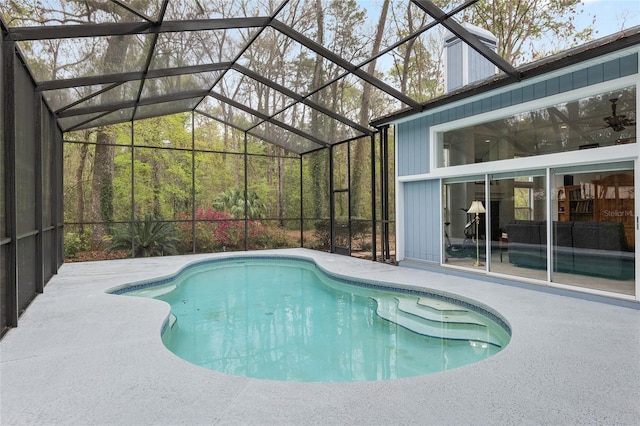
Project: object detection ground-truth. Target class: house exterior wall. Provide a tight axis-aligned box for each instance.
[399,53,638,178]
[403,180,440,262]
[397,117,431,176]
[394,49,639,301]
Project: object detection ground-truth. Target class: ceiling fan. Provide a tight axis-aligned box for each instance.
[602,98,636,132]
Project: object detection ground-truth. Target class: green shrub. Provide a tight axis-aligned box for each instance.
[312,220,331,249]
[360,241,373,252]
[351,219,372,250]
[110,215,180,257]
[249,222,293,249]
[311,219,373,250]
[64,232,84,258]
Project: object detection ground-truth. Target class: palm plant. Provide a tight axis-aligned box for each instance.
[110,215,180,257]
[212,188,266,219]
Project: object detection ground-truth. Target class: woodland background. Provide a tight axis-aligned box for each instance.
[4,0,617,260]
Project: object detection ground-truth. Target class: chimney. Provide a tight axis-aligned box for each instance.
[444,23,498,93]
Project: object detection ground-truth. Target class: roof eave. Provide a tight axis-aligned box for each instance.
[370,25,640,128]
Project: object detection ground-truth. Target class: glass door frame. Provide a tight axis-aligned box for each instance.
[439,162,637,299]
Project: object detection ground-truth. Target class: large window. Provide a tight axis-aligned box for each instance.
[440,86,636,167]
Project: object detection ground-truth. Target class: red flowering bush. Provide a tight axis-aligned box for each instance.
[177,207,293,252]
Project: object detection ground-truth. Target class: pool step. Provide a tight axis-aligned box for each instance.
[372,297,503,347]
[396,296,484,326]
[129,283,176,298]
[169,313,177,329]
[416,296,469,313]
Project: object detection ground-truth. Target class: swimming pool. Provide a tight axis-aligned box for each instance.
[115,256,510,382]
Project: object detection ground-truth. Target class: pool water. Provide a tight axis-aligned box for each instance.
[128,257,510,382]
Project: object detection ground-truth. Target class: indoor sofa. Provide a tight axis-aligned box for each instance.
[506,220,634,279]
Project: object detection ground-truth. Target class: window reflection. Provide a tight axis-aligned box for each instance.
[442,180,486,268]
[442,166,635,294]
[489,173,547,280]
[552,167,635,294]
[442,86,636,167]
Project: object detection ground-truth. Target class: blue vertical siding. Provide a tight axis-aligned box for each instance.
[403,180,440,263]
[397,117,430,176]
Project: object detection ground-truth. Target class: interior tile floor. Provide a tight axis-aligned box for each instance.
[1,248,638,425]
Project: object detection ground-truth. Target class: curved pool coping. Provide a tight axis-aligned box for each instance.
[1,248,639,425]
[107,253,512,342]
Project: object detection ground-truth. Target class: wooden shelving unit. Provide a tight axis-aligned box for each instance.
[557,185,594,222]
[557,173,634,247]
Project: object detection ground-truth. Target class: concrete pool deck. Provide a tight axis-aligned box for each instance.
[1,248,639,425]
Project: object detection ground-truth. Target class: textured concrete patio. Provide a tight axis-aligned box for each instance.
[1,248,639,425]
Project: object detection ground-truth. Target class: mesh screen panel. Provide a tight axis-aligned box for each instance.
[42,103,53,226]
[17,237,37,313]
[43,230,53,282]
[247,219,298,250]
[247,154,300,221]
[349,138,372,219]
[194,151,244,211]
[133,147,192,220]
[0,245,8,332]
[0,29,4,240]
[302,149,330,220]
[15,61,37,235]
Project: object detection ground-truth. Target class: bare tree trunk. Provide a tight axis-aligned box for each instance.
[222,113,228,163]
[360,0,390,126]
[90,35,129,248]
[277,148,284,225]
[76,142,89,235]
[400,3,417,95]
[152,157,161,218]
[234,131,241,188]
[90,131,116,248]
[267,145,274,187]
[353,0,390,217]
[310,0,326,219]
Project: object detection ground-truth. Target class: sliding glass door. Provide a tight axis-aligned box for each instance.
[552,162,635,295]
[488,171,547,281]
[442,178,486,269]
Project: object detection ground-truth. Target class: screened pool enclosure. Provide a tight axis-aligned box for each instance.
[3,0,638,333]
